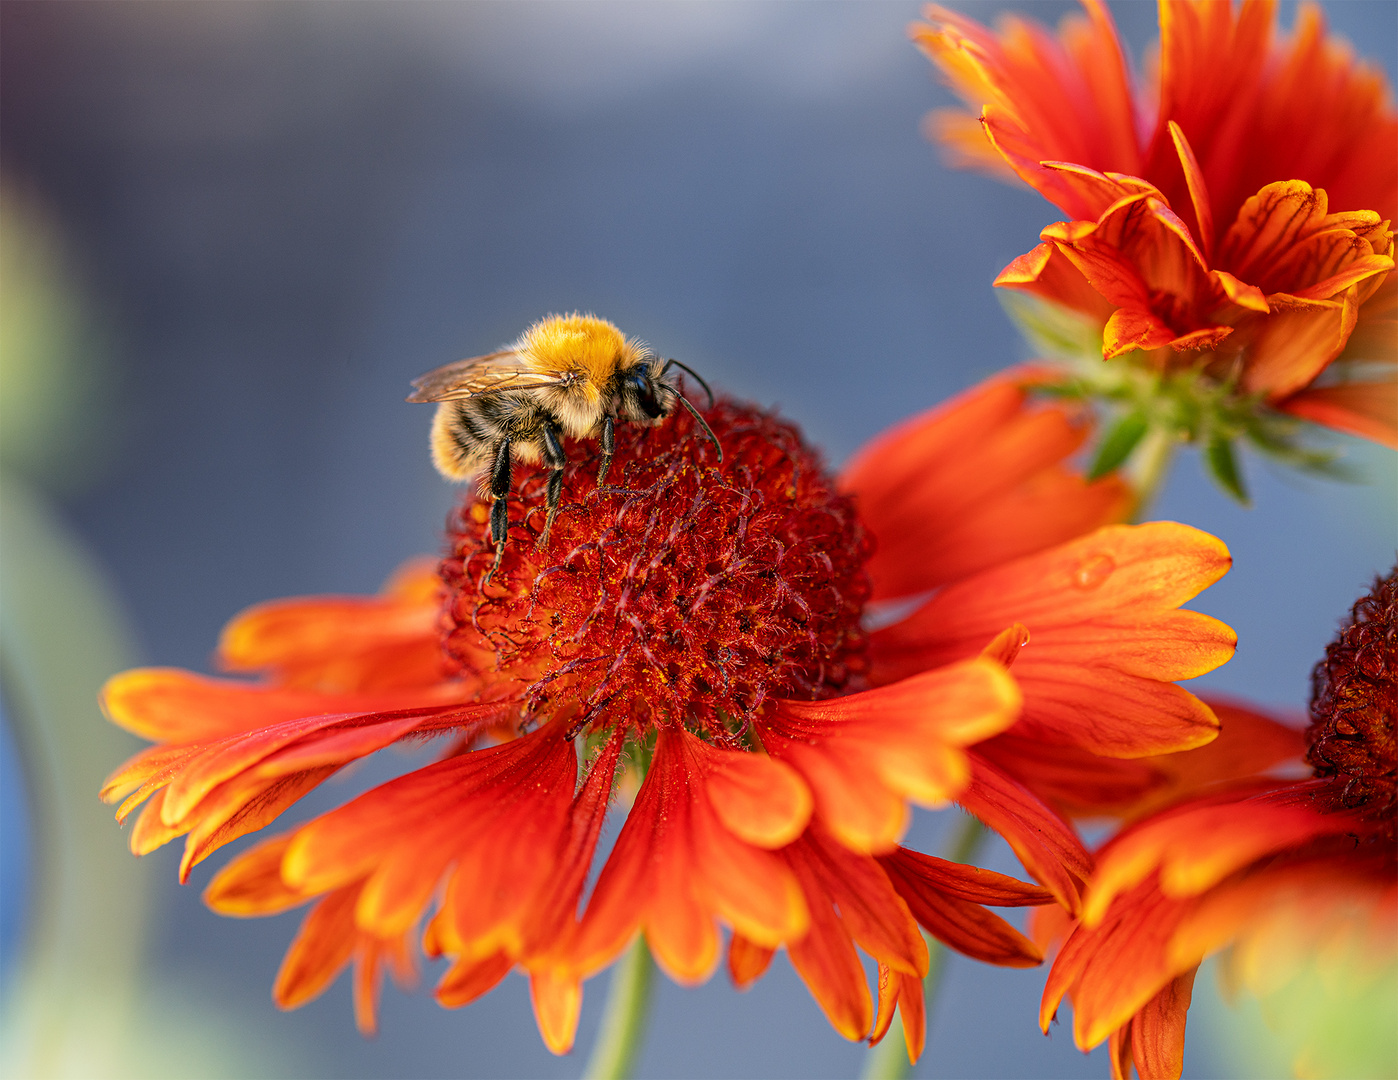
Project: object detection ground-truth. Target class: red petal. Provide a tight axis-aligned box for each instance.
[880,849,1044,968]
[1129,966,1197,1080]
[878,846,1052,907]
[962,753,1092,914]
[727,934,775,989]
[841,370,1125,602]
[436,951,513,1008]
[1279,380,1398,448]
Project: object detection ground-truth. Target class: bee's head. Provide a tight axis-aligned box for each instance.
[610,355,669,425]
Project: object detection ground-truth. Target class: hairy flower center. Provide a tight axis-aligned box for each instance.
[1306,568,1397,831]
[439,399,871,744]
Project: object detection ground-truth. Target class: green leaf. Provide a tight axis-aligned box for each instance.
[1089,411,1150,479]
[1205,435,1250,504]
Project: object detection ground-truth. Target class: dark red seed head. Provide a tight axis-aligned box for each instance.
[439,398,872,745]
[1307,567,1397,836]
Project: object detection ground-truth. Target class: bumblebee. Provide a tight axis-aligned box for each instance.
[407,313,720,566]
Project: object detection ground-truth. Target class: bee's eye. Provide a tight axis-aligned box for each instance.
[629,373,665,419]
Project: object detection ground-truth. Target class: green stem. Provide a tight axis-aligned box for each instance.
[860,814,988,1080]
[1125,425,1177,522]
[582,934,655,1080]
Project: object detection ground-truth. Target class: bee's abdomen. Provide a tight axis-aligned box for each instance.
[430,399,499,481]
[429,395,552,482]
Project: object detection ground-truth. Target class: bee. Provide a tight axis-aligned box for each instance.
[407,313,721,568]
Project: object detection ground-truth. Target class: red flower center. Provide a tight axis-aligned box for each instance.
[439,398,872,744]
[1307,567,1397,833]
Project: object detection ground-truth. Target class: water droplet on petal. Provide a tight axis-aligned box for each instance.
[1073,553,1115,590]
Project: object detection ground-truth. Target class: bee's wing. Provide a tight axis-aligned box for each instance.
[406,350,570,403]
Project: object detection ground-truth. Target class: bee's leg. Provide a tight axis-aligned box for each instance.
[597,416,615,485]
[487,438,513,573]
[539,422,566,547]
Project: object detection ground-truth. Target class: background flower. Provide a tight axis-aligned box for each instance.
[916,0,1398,496]
[1037,569,1397,1080]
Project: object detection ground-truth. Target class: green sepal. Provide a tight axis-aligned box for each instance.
[1205,435,1250,504]
[1089,411,1150,480]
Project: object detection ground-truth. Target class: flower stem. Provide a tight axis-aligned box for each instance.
[859,813,988,1080]
[583,934,655,1080]
[1126,424,1177,522]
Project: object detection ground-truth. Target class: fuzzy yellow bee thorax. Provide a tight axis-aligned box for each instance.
[519,314,644,404]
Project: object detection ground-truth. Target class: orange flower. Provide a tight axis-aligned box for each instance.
[914,0,1398,448]
[101,375,1235,1056]
[1037,568,1397,1080]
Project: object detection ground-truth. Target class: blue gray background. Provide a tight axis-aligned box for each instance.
[1,2,1394,1076]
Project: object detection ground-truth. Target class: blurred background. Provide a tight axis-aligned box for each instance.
[0,2,1393,1077]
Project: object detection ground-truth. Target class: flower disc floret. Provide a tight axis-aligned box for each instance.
[1307,567,1397,832]
[440,399,872,743]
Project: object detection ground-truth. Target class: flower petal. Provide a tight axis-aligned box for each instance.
[873,523,1234,757]
[763,659,1021,854]
[529,970,582,1055]
[880,849,1044,968]
[726,934,775,989]
[204,834,307,916]
[436,951,513,1009]
[1128,966,1197,1080]
[962,753,1093,915]
[217,557,444,692]
[841,369,1126,601]
[703,744,812,849]
[1279,380,1398,448]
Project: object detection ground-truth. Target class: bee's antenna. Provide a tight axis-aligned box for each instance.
[667,386,724,463]
[661,358,715,409]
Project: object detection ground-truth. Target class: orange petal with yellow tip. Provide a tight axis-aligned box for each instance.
[274,885,361,1012]
[703,744,812,849]
[1039,879,1189,1048]
[788,827,927,978]
[159,703,482,829]
[764,659,1021,854]
[841,369,1126,602]
[784,864,874,1042]
[911,0,1141,219]
[204,834,307,916]
[529,970,582,1055]
[872,522,1234,759]
[220,557,438,664]
[128,788,186,857]
[178,766,338,883]
[100,666,469,744]
[105,744,199,817]
[217,560,445,694]
[1118,696,1305,820]
[1083,784,1362,924]
[727,934,775,989]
